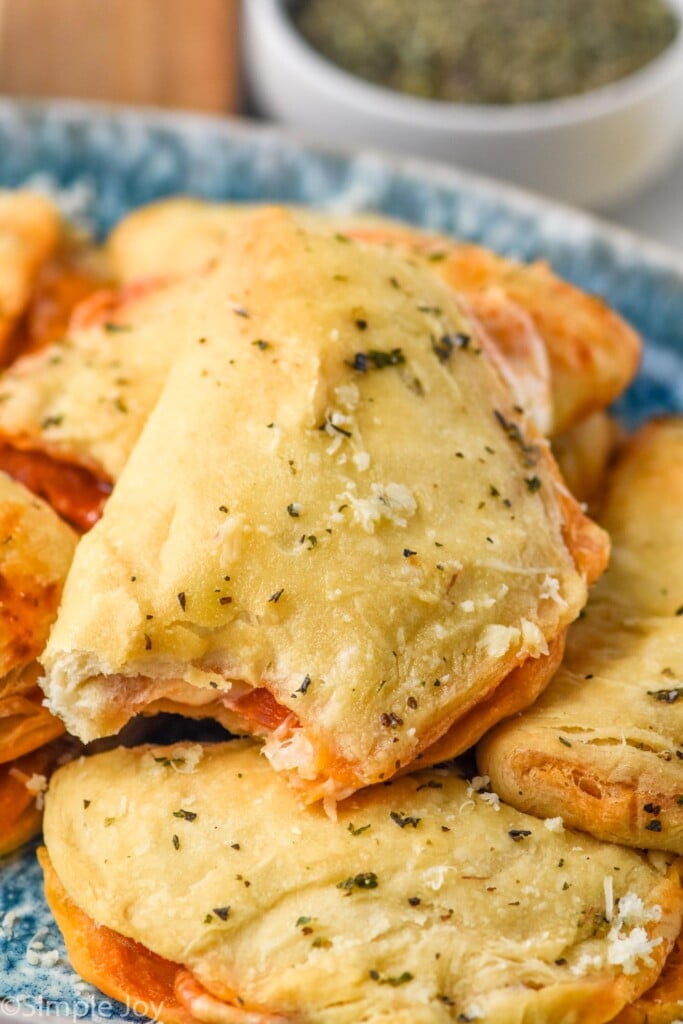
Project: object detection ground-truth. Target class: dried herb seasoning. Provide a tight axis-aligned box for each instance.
[390,810,421,829]
[337,872,379,891]
[648,687,683,703]
[292,0,678,105]
[173,808,197,822]
[348,348,405,372]
[508,829,532,841]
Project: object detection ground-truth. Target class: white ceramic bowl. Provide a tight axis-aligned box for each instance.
[244,0,683,208]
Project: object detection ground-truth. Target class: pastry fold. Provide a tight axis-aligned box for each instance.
[478,418,683,852]
[42,208,607,800]
[345,220,642,436]
[0,470,77,852]
[41,739,683,1024]
[107,198,641,436]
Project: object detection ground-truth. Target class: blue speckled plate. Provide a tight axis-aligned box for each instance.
[0,100,681,1022]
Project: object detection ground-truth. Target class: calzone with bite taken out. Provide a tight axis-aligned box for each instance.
[41,208,607,804]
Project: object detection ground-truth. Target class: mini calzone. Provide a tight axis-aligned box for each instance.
[0,471,77,853]
[40,740,683,1024]
[478,418,683,852]
[42,209,607,802]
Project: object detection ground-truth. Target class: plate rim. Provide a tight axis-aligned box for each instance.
[1,96,683,278]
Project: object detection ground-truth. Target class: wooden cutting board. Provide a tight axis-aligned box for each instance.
[0,0,240,112]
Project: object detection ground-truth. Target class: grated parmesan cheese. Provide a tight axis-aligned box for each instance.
[26,948,60,968]
[334,382,359,410]
[8,769,48,809]
[25,773,47,796]
[467,775,490,795]
[520,619,549,658]
[479,791,501,812]
[568,890,664,978]
[539,574,568,607]
[604,892,663,975]
[606,926,662,974]
[422,866,453,891]
[478,624,520,658]
[340,481,417,533]
[144,744,204,774]
[460,592,503,613]
[2,910,18,936]
[604,876,614,923]
[570,952,605,976]
[618,893,662,927]
[26,927,60,969]
[544,816,564,833]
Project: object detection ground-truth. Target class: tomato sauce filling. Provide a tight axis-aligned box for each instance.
[231,688,294,732]
[3,255,107,367]
[0,445,110,531]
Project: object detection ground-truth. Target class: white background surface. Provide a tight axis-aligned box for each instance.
[606,141,683,251]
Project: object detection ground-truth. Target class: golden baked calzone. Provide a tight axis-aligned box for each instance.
[0,470,77,853]
[41,208,607,802]
[41,740,683,1024]
[478,418,683,852]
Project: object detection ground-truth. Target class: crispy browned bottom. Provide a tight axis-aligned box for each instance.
[39,849,284,1024]
[40,845,682,1024]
